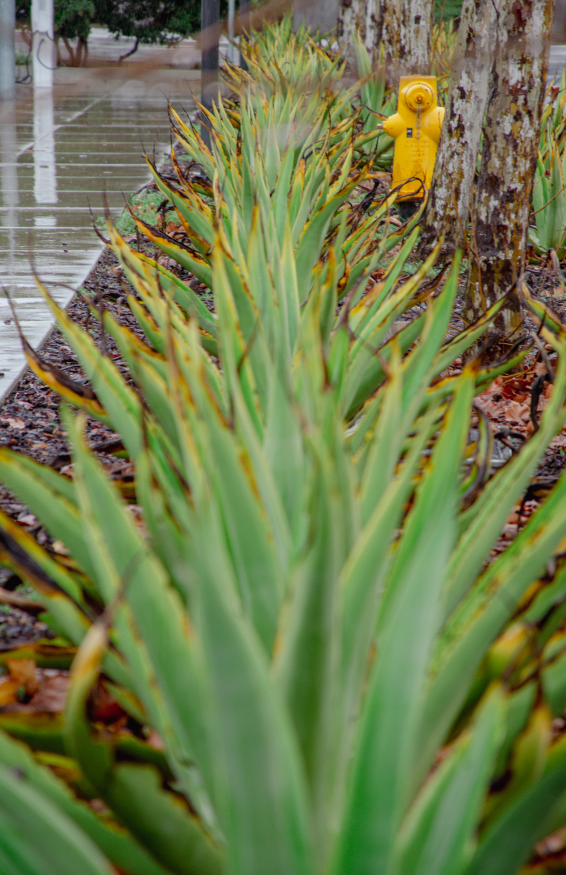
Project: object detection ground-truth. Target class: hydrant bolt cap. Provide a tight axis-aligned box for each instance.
[405,83,434,112]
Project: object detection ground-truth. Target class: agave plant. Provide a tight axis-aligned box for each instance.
[431,20,458,78]
[539,71,566,164]
[530,75,566,260]
[0,20,566,875]
[350,36,395,165]
[531,134,566,260]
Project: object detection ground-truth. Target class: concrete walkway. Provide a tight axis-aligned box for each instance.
[0,70,197,397]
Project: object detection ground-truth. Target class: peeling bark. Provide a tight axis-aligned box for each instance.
[418,0,498,258]
[463,0,553,344]
[399,0,434,75]
[364,0,381,58]
[362,0,431,85]
[337,0,368,53]
[381,0,400,86]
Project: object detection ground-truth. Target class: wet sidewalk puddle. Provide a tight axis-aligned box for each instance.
[0,72,197,396]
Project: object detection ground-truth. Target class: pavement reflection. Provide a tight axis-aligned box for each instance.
[0,71,196,397]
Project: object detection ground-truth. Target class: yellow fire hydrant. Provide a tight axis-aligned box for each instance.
[382,76,445,203]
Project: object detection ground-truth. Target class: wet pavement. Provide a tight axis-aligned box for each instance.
[15,24,201,71]
[0,72,197,397]
[550,44,566,81]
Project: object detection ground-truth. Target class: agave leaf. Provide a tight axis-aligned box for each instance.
[466,735,566,875]
[275,438,343,858]
[263,368,305,547]
[443,330,566,620]
[294,182,363,300]
[335,367,475,875]
[0,508,93,643]
[543,647,566,719]
[432,294,508,377]
[107,765,223,875]
[401,252,462,416]
[101,314,182,454]
[133,449,194,591]
[0,763,115,875]
[128,295,168,355]
[0,448,96,582]
[65,412,217,826]
[214,231,270,420]
[131,215,213,288]
[338,402,442,825]
[108,226,218,339]
[36,281,143,458]
[146,158,214,254]
[0,713,66,754]
[24,347,108,421]
[395,686,505,875]
[344,311,426,420]
[270,144,298,248]
[65,625,223,875]
[348,228,423,334]
[417,409,566,792]
[102,309,168,379]
[186,352,283,650]
[482,704,552,828]
[0,729,170,875]
[348,260,429,369]
[232,390,292,579]
[190,500,314,875]
[443,457,566,660]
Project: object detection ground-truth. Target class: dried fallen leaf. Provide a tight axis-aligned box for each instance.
[7,659,39,696]
[27,673,70,712]
[18,513,37,527]
[505,400,529,423]
[1,416,25,430]
[0,678,18,707]
[91,680,126,723]
[147,728,165,751]
[52,540,70,556]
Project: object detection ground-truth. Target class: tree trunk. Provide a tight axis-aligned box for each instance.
[417,0,498,258]
[374,0,432,85]
[364,0,380,58]
[337,0,367,54]
[381,0,400,86]
[463,0,553,345]
[399,0,434,75]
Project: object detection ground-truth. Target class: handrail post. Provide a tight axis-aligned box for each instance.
[0,0,15,100]
[201,0,220,151]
